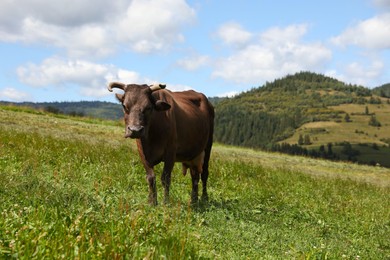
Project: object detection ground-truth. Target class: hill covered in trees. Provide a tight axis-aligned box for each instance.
[373,83,390,98]
[214,71,377,147]
[213,72,390,166]
[0,101,123,120]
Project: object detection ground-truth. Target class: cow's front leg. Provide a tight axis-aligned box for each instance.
[161,161,174,204]
[145,168,157,205]
[190,168,200,204]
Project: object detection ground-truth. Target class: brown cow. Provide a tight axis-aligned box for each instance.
[108,82,214,205]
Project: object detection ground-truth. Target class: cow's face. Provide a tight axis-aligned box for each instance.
[115,84,170,139]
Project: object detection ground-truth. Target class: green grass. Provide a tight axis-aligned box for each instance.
[1,106,390,259]
[282,102,390,167]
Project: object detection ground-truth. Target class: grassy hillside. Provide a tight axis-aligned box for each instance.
[214,71,390,166]
[0,101,123,120]
[1,105,389,259]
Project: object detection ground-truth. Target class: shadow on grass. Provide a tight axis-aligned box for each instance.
[191,196,239,213]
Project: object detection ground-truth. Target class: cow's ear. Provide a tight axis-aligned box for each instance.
[154,100,171,111]
[116,93,124,103]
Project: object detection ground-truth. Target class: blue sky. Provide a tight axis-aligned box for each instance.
[0,0,389,103]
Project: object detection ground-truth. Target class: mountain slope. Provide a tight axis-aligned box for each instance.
[373,83,390,97]
[214,72,374,146]
[214,71,390,166]
[0,101,123,120]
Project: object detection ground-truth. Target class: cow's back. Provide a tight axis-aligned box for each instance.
[155,90,214,162]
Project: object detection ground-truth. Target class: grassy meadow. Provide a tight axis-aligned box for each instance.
[1,105,390,259]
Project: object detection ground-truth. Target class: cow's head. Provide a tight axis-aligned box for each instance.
[108,82,171,138]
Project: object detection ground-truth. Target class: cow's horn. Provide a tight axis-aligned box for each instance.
[149,84,166,92]
[108,82,127,92]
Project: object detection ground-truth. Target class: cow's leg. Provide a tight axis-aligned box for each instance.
[190,168,200,204]
[201,134,213,202]
[145,168,157,205]
[161,161,174,204]
[201,166,209,201]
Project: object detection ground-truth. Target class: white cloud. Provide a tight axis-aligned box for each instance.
[0,0,127,29]
[118,0,196,53]
[328,59,385,87]
[331,13,390,49]
[0,0,196,56]
[217,91,239,98]
[345,60,384,80]
[16,57,147,98]
[260,24,308,46]
[326,56,385,87]
[0,87,31,101]
[213,24,332,84]
[216,22,253,47]
[177,55,210,71]
[166,83,193,92]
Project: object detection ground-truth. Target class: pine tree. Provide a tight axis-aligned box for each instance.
[327,143,333,155]
[298,134,304,145]
[304,135,311,145]
[369,115,381,127]
[344,113,351,122]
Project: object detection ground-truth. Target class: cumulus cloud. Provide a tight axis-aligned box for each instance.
[0,0,127,30]
[216,22,253,47]
[118,0,196,53]
[0,0,196,57]
[213,24,332,84]
[177,55,210,71]
[16,57,147,98]
[327,59,385,87]
[217,91,239,98]
[0,87,32,101]
[331,13,390,49]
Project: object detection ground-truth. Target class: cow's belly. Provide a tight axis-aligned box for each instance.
[180,151,205,176]
[175,146,204,162]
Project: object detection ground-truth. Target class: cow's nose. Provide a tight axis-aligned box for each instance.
[128,125,145,138]
[130,125,144,133]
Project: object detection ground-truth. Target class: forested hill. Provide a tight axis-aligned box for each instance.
[214,71,386,148]
[0,101,123,120]
[373,83,390,97]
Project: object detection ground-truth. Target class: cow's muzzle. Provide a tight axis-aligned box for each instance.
[125,125,145,139]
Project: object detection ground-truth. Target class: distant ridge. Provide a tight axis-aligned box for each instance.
[0,101,123,120]
[213,71,390,167]
[214,71,374,147]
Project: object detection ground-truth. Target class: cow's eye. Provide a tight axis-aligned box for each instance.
[122,105,129,112]
[143,106,153,113]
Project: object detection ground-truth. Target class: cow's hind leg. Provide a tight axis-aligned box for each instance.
[201,165,209,201]
[201,133,213,202]
[190,168,200,204]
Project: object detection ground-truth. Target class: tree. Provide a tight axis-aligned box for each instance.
[304,134,311,145]
[369,115,381,127]
[365,106,369,115]
[319,145,325,157]
[344,113,351,122]
[298,134,304,145]
[327,143,333,155]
